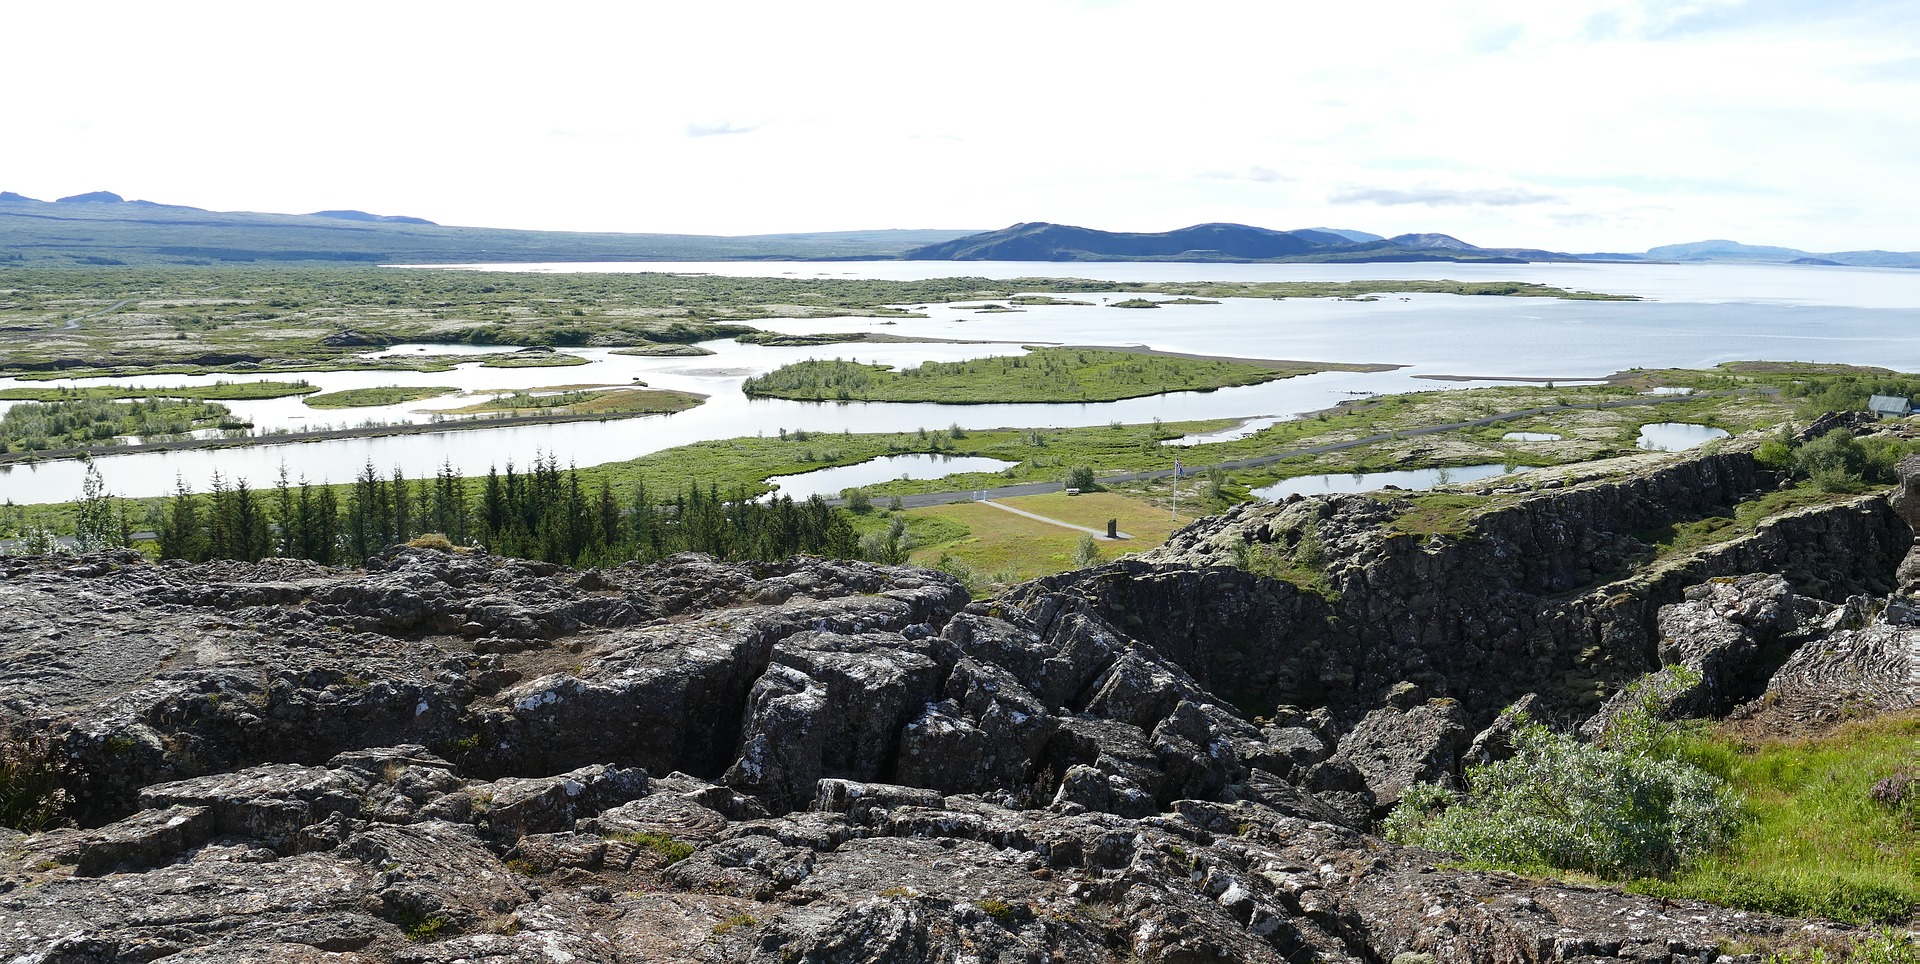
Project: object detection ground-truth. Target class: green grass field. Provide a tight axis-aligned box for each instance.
[1630,712,1920,923]
[896,490,1194,586]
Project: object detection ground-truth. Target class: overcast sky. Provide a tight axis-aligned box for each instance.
[6,0,1916,251]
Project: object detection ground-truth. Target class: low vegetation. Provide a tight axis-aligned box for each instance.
[1632,712,1920,923]
[303,386,459,409]
[428,388,703,417]
[0,380,317,402]
[0,396,242,453]
[476,352,590,369]
[1388,689,1920,926]
[0,725,73,831]
[742,348,1317,404]
[1385,706,1741,878]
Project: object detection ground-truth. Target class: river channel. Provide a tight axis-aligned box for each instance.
[4,261,1918,504]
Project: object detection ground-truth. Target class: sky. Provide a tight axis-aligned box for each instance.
[5,0,1918,252]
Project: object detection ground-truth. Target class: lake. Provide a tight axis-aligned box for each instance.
[5,260,1917,504]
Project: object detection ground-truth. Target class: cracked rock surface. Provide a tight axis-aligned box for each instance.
[3,440,1914,961]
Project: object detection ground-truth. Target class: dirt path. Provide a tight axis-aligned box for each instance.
[63,299,134,330]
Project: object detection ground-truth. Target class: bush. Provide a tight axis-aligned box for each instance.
[841,487,872,513]
[406,532,458,552]
[1072,534,1100,568]
[0,727,74,831]
[1064,465,1099,491]
[1383,717,1739,878]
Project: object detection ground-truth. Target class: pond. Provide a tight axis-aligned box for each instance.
[759,453,1017,501]
[1251,463,1533,501]
[1162,415,1287,447]
[1501,432,1564,442]
[1636,422,1730,452]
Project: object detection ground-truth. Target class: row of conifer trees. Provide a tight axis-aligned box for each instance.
[141,455,861,567]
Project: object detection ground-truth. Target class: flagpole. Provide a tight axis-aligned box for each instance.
[1172,458,1178,522]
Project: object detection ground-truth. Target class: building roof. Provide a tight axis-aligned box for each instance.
[1867,394,1914,414]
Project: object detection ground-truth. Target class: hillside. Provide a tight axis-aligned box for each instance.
[1591,238,1920,268]
[0,192,978,266]
[902,221,1573,263]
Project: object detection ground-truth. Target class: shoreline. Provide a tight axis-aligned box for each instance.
[0,405,701,467]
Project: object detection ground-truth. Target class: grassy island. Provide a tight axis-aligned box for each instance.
[303,386,461,409]
[0,381,318,402]
[428,387,704,416]
[0,396,242,454]
[740,347,1355,403]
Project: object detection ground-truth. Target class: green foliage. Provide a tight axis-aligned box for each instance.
[0,726,73,831]
[1383,715,1740,878]
[1071,534,1101,568]
[742,348,1303,404]
[712,913,757,934]
[1639,712,1920,923]
[613,831,695,864]
[139,456,862,568]
[1383,492,1489,539]
[1065,465,1100,491]
[0,395,241,454]
[1779,372,1920,419]
[976,898,1017,923]
[476,352,590,369]
[0,380,316,402]
[1232,522,1336,599]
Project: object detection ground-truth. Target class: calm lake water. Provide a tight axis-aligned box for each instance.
[5,260,1917,504]
[1252,464,1531,500]
[761,454,1017,501]
[1637,423,1733,451]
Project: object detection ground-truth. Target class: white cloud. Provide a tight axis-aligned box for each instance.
[1,0,1915,251]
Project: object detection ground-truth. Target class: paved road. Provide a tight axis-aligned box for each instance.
[977,499,1134,540]
[872,389,1766,509]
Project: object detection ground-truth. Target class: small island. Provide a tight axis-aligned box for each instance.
[740,346,1383,404]
[304,386,461,409]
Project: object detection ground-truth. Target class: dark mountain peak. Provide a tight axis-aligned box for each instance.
[311,209,439,226]
[0,191,40,203]
[56,191,126,204]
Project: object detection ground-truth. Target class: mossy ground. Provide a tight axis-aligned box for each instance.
[1629,712,1920,924]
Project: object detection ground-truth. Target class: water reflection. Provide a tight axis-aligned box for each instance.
[1252,464,1533,500]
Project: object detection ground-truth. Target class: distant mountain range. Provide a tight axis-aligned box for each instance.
[1617,239,1920,268]
[902,222,1566,264]
[2,192,1915,268]
[0,191,977,265]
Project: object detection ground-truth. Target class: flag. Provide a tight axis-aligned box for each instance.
[1174,458,1181,477]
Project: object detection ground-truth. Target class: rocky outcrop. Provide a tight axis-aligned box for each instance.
[1114,442,1909,727]
[2,437,1914,960]
[1893,454,1920,594]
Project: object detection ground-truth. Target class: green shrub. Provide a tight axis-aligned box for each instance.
[1064,465,1100,491]
[0,727,74,831]
[1071,534,1101,568]
[612,831,695,864]
[1383,718,1739,878]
